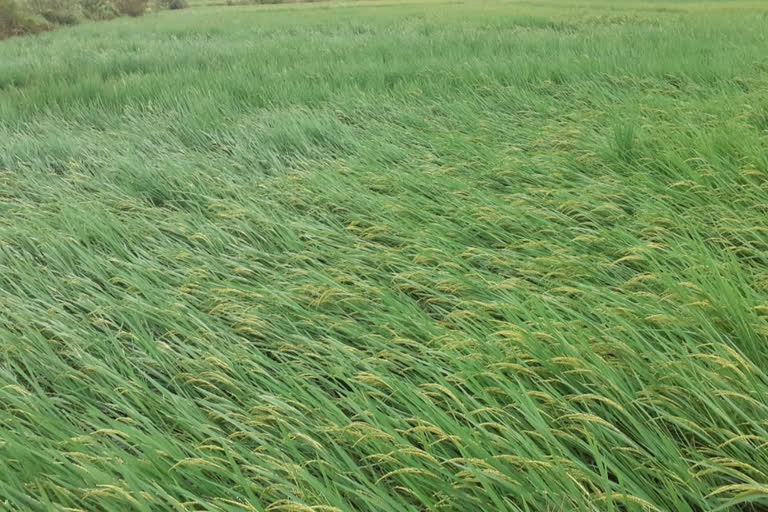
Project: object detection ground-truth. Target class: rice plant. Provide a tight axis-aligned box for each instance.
[1,0,768,510]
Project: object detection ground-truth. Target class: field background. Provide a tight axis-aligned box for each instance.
[2,0,768,510]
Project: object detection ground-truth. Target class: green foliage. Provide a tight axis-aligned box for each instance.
[1,0,768,511]
[611,124,638,162]
[0,0,50,38]
[156,0,186,9]
[0,0,22,37]
[224,0,283,5]
[1,0,152,36]
[79,0,117,20]
[24,0,81,24]
[112,0,146,16]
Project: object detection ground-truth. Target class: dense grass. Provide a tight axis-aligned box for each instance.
[2,0,768,510]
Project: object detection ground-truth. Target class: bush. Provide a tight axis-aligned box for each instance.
[80,0,118,19]
[0,0,21,38]
[2,0,152,39]
[156,0,186,9]
[113,0,147,16]
[24,0,81,24]
[1,0,51,38]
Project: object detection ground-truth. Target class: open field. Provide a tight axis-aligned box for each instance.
[2,0,768,510]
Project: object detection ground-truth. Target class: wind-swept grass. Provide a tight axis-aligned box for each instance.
[1,0,768,510]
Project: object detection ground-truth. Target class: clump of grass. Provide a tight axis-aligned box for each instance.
[611,123,638,162]
[1,0,768,511]
[749,105,768,132]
